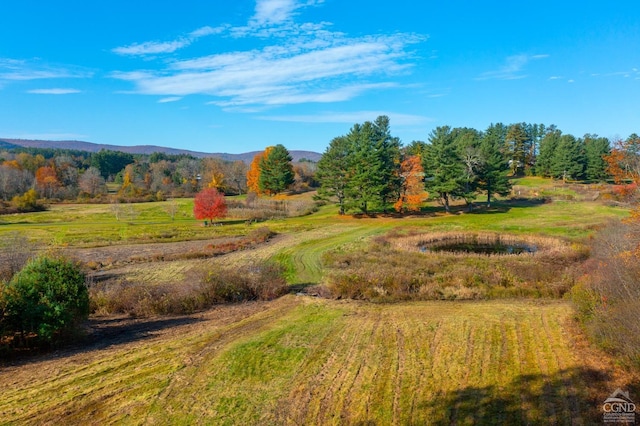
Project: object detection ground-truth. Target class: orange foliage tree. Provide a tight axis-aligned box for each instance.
[246,146,273,195]
[35,166,60,198]
[193,187,227,224]
[394,155,426,212]
[247,153,263,194]
[604,135,640,185]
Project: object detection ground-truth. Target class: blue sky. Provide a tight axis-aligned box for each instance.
[1,0,639,154]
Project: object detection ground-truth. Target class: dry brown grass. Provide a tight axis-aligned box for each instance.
[89,260,288,317]
[323,231,589,301]
[572,218,640,369]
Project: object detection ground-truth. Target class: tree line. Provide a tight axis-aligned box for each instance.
[316,116,636,214]
[0,145,315,212]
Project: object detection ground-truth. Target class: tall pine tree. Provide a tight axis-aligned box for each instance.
[584,134,611,182]
[344,122,386,213]
[258,144,294,195]
[423,126,465,213]
[316,136,351,215]
[505,123,531,176]
[478,123,511,207]
[537,128,561,178]
[550,135,586,181]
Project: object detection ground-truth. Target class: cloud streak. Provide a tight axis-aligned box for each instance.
[250,0,323,26]
[114,33,421,106]
[112,25,226,57]
[0,58,91,81]
[259,110,431,125]
[157,96,182,103]
[111,0,424,108]
[477,54,548,80]
[27,88,82,94]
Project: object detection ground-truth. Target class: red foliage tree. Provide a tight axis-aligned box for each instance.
[193,188,227,224]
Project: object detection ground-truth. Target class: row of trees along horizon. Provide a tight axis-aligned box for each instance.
[316,116,635,214]
[1,116,638,214]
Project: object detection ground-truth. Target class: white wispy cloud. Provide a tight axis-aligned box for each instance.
[112,0,424,108]
[113,33,421,106]
[157,96,182,103]
[259,110,431,125]
[477,54,549,80]
[112,25,225,57]
[27,88,82,95]
[0,58,91,81]
[112,39,190,56]
[250,0,323,26]
[189,25,227,38]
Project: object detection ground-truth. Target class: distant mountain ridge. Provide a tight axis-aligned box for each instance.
[0,138,322,163]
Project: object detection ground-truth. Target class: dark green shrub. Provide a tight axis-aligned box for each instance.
[2,256,89,346]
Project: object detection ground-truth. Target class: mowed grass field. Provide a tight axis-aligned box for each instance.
[0,187,636,424]
[0,296,623,425]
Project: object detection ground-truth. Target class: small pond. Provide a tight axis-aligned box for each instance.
[421,240,537,255]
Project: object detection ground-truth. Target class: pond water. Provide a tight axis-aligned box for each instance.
[421,240,537,255]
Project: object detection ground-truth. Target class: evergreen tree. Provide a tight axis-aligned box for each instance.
[423,126,465,213]
[536,129,562,177]
[478,123,511,207]
[372,116,402,210]
[405,140,428,158]
[344,122,386,213]
[583,134,611,182]
[316,136,351,215]
[550,135,586,181]
[525,123,546,174]
[258,144,294,195]
[504,123,531,176]
[90,149,134,180]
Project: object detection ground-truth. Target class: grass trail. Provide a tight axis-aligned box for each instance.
[0,297,624,425]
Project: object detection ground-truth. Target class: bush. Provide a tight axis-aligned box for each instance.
[201,262,288,303]
[10,189,46,212]
[572,218,640,368]
[1,256,89,347]
[89,261,288,316]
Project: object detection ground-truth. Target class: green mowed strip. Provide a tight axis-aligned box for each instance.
[271,225,382,284]
[0,297,606,425]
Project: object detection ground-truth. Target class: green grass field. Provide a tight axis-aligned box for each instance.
[0,183,636,425]
[0,297,621,425]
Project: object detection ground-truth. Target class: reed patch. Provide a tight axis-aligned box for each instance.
[324,231,588,301]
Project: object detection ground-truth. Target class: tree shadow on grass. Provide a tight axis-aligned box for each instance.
[0,315,203,366]
[418,366,638,425]
[348,197,549,219]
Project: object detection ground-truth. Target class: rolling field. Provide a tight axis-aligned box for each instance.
[0,296,626,425]
[0,190,636,424]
